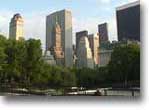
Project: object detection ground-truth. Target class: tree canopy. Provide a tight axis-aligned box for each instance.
[0,34,140,89]
[108,43,140,84]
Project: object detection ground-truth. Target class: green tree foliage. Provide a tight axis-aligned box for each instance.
[48,66,76,88]
[74,43,140,88]
[75,68,96,87]
[0,34,140,89]
[108,43,140,83]
[74,67,109,88]
[0,35,76,88]
[0,35,7,83]
[24,39,42,86]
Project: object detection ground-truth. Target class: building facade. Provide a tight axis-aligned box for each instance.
[72,44,77,65]
[76,36,94,69]
[43,50,56,66]
[9,13,24,40]
[99,49,112,67]
[46,9,73,67]
[116,1,140,41]
[98,23,109,43]
[98,41,114,67]
[50,22,64,66]
[88,34,100,65]
[76,30,88,50]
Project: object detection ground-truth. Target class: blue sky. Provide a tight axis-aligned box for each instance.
[0,0,138,49]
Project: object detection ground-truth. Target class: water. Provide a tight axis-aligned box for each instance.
[0,87,140,96]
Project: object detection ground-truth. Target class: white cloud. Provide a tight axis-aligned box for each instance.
[100,0,111,4]
[108,15,118,41]
[1,8,118,51]
[0,0,138,47]
[24,12,46,49]
[0,10,14,37]
[0,11,118,49]
[72,17,100,44]
[127,0,139,2]
[88,0,111,4]
[0,10,47,49]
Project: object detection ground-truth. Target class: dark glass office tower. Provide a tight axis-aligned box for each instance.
[76,30,88,50]
[98,23,109,43]
[116,1,140,41]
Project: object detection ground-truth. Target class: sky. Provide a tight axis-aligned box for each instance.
[0,0,138,50]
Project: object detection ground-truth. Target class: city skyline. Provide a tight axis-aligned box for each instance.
[0,0,141,97]
[0,0,138,50]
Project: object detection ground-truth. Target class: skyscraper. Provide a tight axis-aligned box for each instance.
[76,30,88,50]
[46,9,73,67]
[76,36,94,69]
[51,22,64,66]
[116,1,140,41]
[88,34,99,65]
[9,13,24,40]
[98,23,109,43]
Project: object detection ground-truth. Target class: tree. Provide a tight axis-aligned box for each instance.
[0,36,76,89]
[95,66,109,86]
[0,35,7,83]
[75,68,97,88]
[108,43,140,84]
[4,39,25,85]
[31,62,52,88]
[61,68,76,87]
[24,39,43,86]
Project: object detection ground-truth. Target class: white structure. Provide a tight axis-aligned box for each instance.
[99,49,113,67]
[76,36,94,68]
[43,50,56,65]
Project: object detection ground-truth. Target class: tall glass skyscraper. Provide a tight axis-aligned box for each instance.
[116,1,140,41]
[46,9,73,67]
[98,23,109,43]
[76,30,88,52]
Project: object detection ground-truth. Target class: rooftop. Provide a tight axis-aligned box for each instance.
[116,1,140,11]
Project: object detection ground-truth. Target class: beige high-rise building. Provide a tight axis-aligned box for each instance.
[76,36,94,68]
[88,33,100,65]
[51,22,64,66]
[9,13,24,40]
